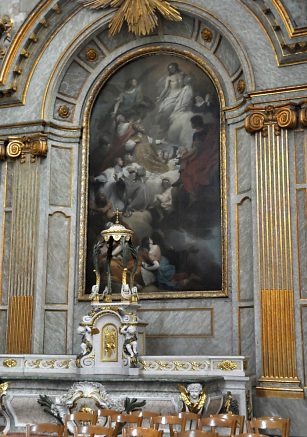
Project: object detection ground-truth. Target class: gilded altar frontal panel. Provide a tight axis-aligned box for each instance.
[79,49,227,300]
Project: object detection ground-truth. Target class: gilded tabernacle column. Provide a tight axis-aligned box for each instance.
[3,135,47,353]
[245,104,303,398]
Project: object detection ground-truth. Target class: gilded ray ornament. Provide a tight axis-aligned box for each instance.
[80,0,182,36]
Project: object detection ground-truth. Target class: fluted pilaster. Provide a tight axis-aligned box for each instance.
[2,135,47,353]
[245,104,303,398]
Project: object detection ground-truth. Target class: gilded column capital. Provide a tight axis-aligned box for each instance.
[299,103,307,127]
[6,134,48,163]
[0,140,6,160]
[244,104,297,134]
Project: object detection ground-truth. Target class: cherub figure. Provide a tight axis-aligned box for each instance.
[121,325,138,367]
[178,383,207,414]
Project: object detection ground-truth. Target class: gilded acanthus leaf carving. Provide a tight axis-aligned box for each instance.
[80,0,182,36]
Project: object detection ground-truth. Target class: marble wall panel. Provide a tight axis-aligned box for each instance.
[283,0,307,28]
[0,310,7,353]
[237,198,254,301]
[9,395,52,426]
[140,308,213,337]
[1,211,12,306]
[43,310,67,354]
[97,28,136,51]
[296,189,307,298]
[238,306,255,374]
[59,61,90,99]
[45,213,70,305]
[295,130,306,184]
[49,145,73,207]
[236,127,251,194]
[215,37,241,77]
[143,302,233,356]
[301,305,307,386]
[145,336,230,356]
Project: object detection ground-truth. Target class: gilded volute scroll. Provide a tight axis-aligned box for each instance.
[6,135,48,163]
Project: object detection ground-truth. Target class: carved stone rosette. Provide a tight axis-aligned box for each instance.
[6,135,48,163]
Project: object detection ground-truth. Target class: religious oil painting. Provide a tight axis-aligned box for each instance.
[85,53,225,299]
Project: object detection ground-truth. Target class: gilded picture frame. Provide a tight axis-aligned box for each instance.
[78,46,227,300]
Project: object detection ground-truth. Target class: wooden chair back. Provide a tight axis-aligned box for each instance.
[26,424,64,437]
[236,434,268,437]
[74,425,114,437]
[247,417,289,437]
[130,411,160,427]
[177,413,199,431]
[122,427,163,437]
[174,431,217,437]
[64,412,97,437]
[212,413,244,434]
[197,416,237,435]
[111,413,142,436]
[151,416,184,437]
[97,409,119,427]
[257,416,290,437]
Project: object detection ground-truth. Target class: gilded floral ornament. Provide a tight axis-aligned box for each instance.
[201,27,213,42]
[216,360,238,371]
[79,0,182,36]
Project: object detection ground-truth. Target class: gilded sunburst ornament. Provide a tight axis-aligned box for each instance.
[80,0,182,36]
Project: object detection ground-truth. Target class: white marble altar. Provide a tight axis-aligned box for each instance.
[0,353,252,432]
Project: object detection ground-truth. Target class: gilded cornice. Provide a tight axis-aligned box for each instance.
[4,134,48,162]
[244,103,299,134]
[272,0,307,38]
[240,0,307,65]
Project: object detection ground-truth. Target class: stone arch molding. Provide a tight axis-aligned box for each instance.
[0,0,254,118]
[45,7,255,123]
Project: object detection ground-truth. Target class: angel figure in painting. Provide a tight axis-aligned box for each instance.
[178,383,207,414]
